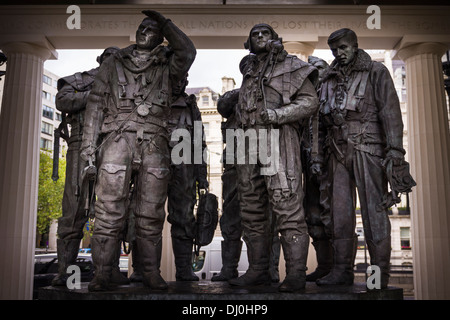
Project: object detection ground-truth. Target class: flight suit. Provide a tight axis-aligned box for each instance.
[229,27,319,291]
[167,92,208,281]
[81,18,196,291]
[316,48,405,287]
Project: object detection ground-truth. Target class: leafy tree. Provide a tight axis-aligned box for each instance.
[37,149,66,236]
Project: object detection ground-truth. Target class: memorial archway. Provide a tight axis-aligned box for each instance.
[0,3,449,299]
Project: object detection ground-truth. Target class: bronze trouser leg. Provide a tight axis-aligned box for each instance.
[329,156,357,241]
[57,140,89,241]
[353,150,391,288]
[93,134,133,239]
[353,150,391,243]
[167,163,198,281]
[236,163,271,238]
[92,132,169,289]
[316,154,357,286]
[220,164,243,242]
[266,151,308,291]
[229,163,271,286]
[88,134,133,291]
[212,164,244,281]
[167,163,197,240]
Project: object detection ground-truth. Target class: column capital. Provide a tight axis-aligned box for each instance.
[1,41,54,61]
[397,42,448,62]
[283,41,316,60]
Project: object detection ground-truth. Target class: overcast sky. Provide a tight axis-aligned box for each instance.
[44,49,335,93]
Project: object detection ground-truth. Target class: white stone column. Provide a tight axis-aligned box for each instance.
[398,42,450,300]
[0,42,51,299]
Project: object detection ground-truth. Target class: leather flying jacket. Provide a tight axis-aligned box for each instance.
[55,68,98,139]
[168,93,199,137]
[238,51,318,129]
[168,93,208,188]
[319,49,405,159]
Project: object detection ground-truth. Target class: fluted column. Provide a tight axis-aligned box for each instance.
[0,42,51,299]
[397,42,450,300]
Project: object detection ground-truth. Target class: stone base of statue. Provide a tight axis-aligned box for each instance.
[38,281,403,300]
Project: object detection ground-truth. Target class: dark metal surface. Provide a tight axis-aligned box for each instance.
[39,281,403,300]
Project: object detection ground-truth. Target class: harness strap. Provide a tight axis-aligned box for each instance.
[115,61,128,97]
[311,110,319,159]
[282,57,292,105]
[345,66,371,112]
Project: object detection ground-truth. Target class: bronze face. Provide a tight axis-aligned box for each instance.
[329,35,358,66]
[135,18,163,50]
[250,26,273,54]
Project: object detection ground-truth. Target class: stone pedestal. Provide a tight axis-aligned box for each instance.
[0,42,51,299]
[38,281,403,300]
[397,42,450,300]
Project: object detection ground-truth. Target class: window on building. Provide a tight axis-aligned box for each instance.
[55,112,62,122]
[42,90,51,101]
[401,88,407,102]
[42,105,54,120]
[400,227,411,250]
[203,122,209,137]
[202,96,209,106]
[40,138,52,151]
[43,75,52,86]
[41,122,53,135]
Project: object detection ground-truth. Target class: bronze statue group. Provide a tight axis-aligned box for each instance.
[51,10,415,293]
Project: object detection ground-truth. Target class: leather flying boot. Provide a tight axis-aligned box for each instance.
[278,233,309,292]
[52,238,81,286]
[228,235,271,286]
[366,236,391,289]
[211,240,242,281]
[110,244,130,285]
[305,239,334,282]
[129,240,143,282]
[269,235,281,283]
[316,236,357,286]
[88,236,119,291]
[136,235,168,290]
[172,237,199,281]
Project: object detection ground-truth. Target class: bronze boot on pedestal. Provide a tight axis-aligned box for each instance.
[366,236,391,289]
[278,233,309,292]
[129,240,143,282]
[88,236,119,291]
[172,237,199,281]
[228,235,271,286]
[51,238,81,286]
[316,236,357,286]
[136,235,168,290]
[305,239,334,282]
[110,245,130,286]
[269,235,281,283]
[211,240,242,281]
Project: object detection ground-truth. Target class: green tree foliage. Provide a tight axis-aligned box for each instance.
[37,150,66,235]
